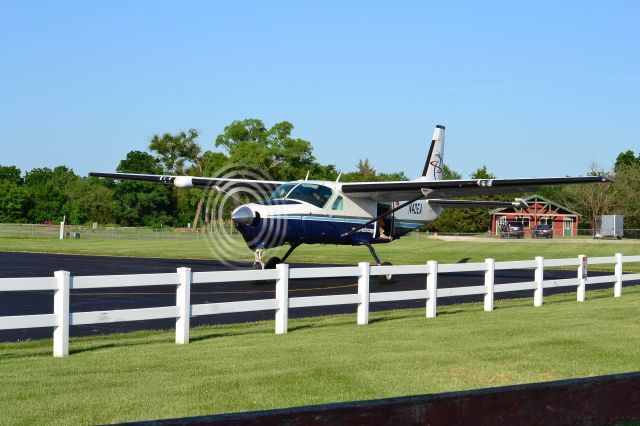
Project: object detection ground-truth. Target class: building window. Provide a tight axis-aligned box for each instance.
[519,217,531,228]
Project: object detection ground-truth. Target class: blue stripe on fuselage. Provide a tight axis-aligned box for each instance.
[235,215,421,249]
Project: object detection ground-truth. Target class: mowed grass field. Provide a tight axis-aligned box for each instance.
[2,232,640,267]
[1,233,639,423]
[1,286,639,424]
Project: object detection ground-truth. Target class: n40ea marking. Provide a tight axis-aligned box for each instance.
[408,202,423,214]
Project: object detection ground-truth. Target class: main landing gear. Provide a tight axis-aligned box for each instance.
[364,243,394,285]
[251,242,394,285]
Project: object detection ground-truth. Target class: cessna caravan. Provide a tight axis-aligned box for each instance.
[91,125,609,280]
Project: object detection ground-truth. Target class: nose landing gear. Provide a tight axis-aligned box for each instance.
[251,243,301,284]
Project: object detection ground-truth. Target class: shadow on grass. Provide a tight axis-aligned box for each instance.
[190,326,273,343]
[368,314,415,325]
[0,348,53,359]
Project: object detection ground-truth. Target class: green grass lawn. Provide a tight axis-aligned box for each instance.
[1,286,639,424]
[1,232,640,268]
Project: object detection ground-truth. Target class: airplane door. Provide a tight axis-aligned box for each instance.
[376,202,395,239]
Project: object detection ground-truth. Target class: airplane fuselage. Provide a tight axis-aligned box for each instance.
[232,180,441,250]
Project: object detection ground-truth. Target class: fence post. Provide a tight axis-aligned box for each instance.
[275,263,289,334]
[577,254,587,302]
[484,258,495,312]
[426,260,438,318]
[357,262,370,325]
[53,270,70,357]
[534,256,544,307]
[614,253,623,298]
[176,267,191,344]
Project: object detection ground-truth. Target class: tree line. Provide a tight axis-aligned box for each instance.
[1,118,638,231]
[428,153,640,233]
[0,119,407,228]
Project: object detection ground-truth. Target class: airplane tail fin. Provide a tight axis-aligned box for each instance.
[421,124,445,181]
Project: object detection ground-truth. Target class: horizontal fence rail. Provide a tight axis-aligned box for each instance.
[0,253,637,357]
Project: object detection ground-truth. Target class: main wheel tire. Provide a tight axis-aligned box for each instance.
[251,257,282,285]
[378,261,395,285]
[264,257,282,269]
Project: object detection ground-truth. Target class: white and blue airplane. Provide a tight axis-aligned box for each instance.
[91,125,609,281]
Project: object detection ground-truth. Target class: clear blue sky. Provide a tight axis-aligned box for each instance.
[1,1,638,179]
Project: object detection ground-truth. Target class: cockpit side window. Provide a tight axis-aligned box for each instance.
[286,183,333,208]
[331,196,344,210]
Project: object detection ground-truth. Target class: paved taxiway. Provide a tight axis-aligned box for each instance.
[0,252,632,342]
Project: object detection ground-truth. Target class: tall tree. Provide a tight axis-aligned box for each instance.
[215,119,319,181]
[427,165,503,233]
[0,180,27,222]
[614,150,640,173]
[149,129,202,175]
[341,159,407,182]
[441,164,462,180]
[23,166,78,223]
[66,178,116,224]
[611,164,640,228]
[0,165,26,222]
[470,165,496,179]
[550,163,617,229]
[148,129,213,228]
[0,165,22,184]
[113,151,176,226]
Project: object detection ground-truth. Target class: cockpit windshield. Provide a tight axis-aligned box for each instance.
[269,183,333,208]
[269,183,297,200]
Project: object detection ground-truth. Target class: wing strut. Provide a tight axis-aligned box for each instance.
[341,192,427,238]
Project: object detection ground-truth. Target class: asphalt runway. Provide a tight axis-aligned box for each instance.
[0,252,632,342]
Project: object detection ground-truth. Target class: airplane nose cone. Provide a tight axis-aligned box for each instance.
[232,206,255,227]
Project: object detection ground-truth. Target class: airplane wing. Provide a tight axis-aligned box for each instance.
[427,199,528,209]
[89,172,284,191]
[340,176,611,201]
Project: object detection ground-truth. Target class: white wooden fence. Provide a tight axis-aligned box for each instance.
[1,253,639,357]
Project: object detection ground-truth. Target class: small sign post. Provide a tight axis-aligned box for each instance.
[59,215,66,240]
[577,255,587,302]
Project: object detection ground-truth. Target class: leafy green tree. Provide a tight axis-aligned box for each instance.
[149,129,213,228]
[0,180,28,222]
[614,150,640,173]
[23,166,79,223]
[0,165,27,222]
[113,151,176,226]
[0,165,22,184]
[215,119,320,181]
[441,164,462,180]
[310,163,340,181]
[341,159,407,182]
[65,178,116,224]
[149,128,202,175]
[342,159,377,182]
[470,165,496,179]
[611,164,640,228]
[427,165,504,233]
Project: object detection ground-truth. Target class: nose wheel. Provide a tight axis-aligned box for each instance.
[251,244,300,285]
